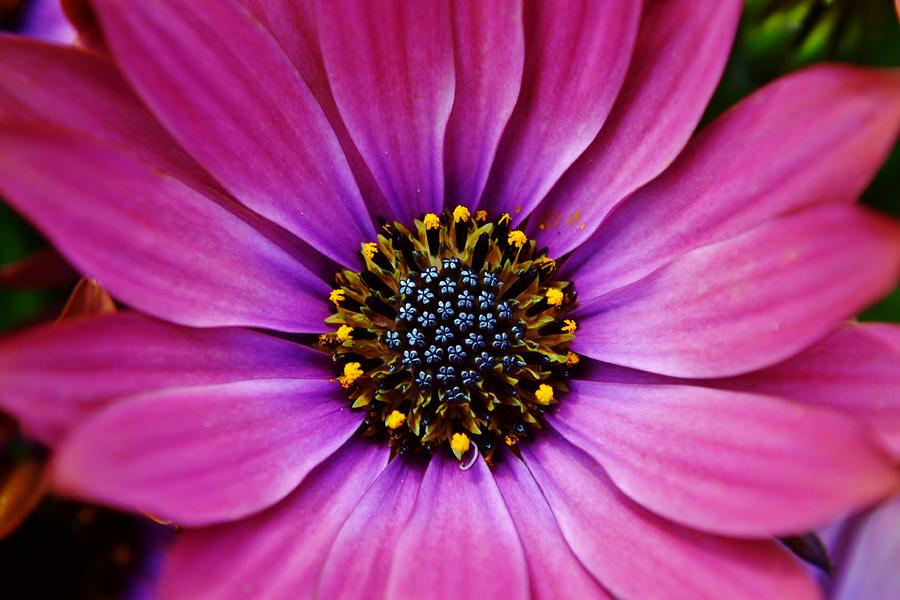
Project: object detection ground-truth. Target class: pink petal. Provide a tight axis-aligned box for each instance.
[568,65,900,298]
[160,437,388,598]
[830,494,900,600]
[91,0,376,268]
[552,380,898,538]
[238,0,394,222]
[444,0,524,206]
[0,312,328,446]
[523,433,821,600]
[317,0,455,222]
[493,455,610,599]
[53,379,362,527]
[716,323,900,459]
[482,0,641,220]
[384,455,529,599]
[0,124,330,333]
[529,0,741,256]
[317,457,427,599]
[575,204,900,377]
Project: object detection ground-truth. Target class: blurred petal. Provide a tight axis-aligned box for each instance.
[552,380,899,537]
[92,0,376,268]
[830,494,900,600]
[161,437,388,598]
[385,455,529,599]
[530,0,740,255]
[575,204,900,377]
[317,456,427,599]
[717,323,900,459]
[0,124,330,332]
[0,248,77,290]
[0,312,328,446]
[493,455,610,599]
[568,65,900,298]
[317,0,455,222]
[523,433,820,600]
[53,380,362,526]
[444,0,524,205]
[483,0,640,220]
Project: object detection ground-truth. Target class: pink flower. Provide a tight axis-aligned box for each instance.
[1,1,899,598]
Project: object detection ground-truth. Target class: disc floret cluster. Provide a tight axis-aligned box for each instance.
[322,206,578,463]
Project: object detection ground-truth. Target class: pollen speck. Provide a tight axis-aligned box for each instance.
[566,351,580,366]
[474,209,488,222]
[508,230,527,248]
[546,288,564,307]
[535,384,554,404]
[336,325,353,341]
[329,289,346,305]
[452,205,471,223]
[386,410,406,429]
[423,213,440,230]
[504,434,519,447]
[450,432,471,458]
[362,242,378,260]
[562,319,577,334]
[338,362,364,388]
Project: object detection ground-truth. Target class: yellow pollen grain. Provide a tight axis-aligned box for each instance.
[504,434,519,447]
[566,351,580,366]
[386,410,406,430]
[336,325,353,342]
[545,288,564,307]
[474,209,488,222]
[329,289,346,305]
[562,319,577,334]
[450,432,471,458]
[499,212,512,226]
[362,242,378,260]
[338,361,363,388]
[508,230,527,248]
[452,205,471,223]
[535,384,554,404]
[423,213,441,230]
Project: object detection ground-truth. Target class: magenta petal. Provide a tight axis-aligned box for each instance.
[522,434,820,600]
[493,456,609,599]
[575,204,900,378]
[160,437,388,597]
[384,455,529,599]
[717,323,900,459]
[317,0,455,222]
[91,0,376,268]
[529,0,741,255]
[317,457,427,599]
[239,0,394,222]
[53,379,362,527]
[0,312,328,446]
[568,65,900,297]
[443,0,524,205]
[482,0,640,220]
[0,124,330,333]
[552,380,898,537]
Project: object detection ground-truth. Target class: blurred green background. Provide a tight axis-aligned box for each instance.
[1,0,899,332]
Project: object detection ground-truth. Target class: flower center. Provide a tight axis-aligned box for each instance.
[321,206,577,464]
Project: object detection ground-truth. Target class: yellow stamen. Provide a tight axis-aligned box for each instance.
[362,242,378,260]
[535,384,554,404]
[566,351,580,366]
[423,213,441,230]
[474,209,488,222]
[338,362,363,388]
[452,205,471,223]
[450,432,471,459]
[536,257,556,272]
[507,230,527,248]
[499,212,512,226]
[386,410,406,430]
[504,434,519,447]
[336,325,353,342]
[562,319,577,334]
[545,288,564,307]
[329,289,346,305]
